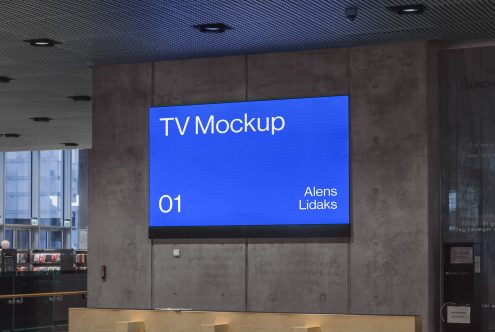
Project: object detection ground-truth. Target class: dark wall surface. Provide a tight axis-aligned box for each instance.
[440,46,495,331]
[89,42,439,331]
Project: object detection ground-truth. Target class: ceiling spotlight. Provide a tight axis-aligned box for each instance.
[24,38,60,47]
[67,95,92,101]
[387,4,426,15]
[62,143,78,147]
[194,23,231,33]
[30,117,53,122]
[0,133,21,138]
[0,76,14,83]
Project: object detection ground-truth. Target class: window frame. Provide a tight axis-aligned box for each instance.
[0,150,81,249]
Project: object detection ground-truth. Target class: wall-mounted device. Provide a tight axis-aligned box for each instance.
[148,96,350,238]
[101,265,106,281]
[442,242,480,331]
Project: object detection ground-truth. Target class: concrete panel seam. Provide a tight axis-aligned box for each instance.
[245,238,249,311]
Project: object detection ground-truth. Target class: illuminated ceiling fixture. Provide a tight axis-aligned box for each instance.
[194,23,231,33]
[24,38,60,47]
[387,4,426,15]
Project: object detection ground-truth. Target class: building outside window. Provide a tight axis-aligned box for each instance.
[4,229,13,247]
[49,230,63,249]
[1,150,85,249]
[16,229,31,249]
[4,151,32,225]
[40,150,63,227]
[39,229,48,249]
[71,150,80,248]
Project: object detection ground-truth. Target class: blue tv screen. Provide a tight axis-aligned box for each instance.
[149,96,350,238]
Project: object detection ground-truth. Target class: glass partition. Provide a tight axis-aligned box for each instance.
[0,271,87,332]
[440,46,495,331]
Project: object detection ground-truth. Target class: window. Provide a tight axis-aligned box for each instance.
[39,229,48,249]
[3,229,32,249]
[50,230,62,249]
[4,152,32,225]
[39,229,64,249]
[4,229,13,246]
[71,150,80,248]
[40,150,63,226]
[1,150,85,250]
[16,229,31,249]
[71,150,79,228]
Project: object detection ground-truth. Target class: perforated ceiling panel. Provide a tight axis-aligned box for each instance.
[1,0,495,151]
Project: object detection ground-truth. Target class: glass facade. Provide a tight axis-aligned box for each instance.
[4,229,13,246]
[4,152,32,225]
[0,150,85,250]
[40,150,63,226]
[39,229,48,249]
[16,229,31,249]
[71,151,80,248]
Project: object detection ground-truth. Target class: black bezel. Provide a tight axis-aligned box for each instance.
[149,224,350,238]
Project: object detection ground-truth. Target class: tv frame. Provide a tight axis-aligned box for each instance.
[148,95,351,239]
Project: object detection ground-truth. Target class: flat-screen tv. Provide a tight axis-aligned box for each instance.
[149,96,349,238]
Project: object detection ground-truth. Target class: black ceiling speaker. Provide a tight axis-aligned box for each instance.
[31,117,53,122]
[0,76,14,83]
[67,95,92,101]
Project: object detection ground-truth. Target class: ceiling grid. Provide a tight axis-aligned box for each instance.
[0,0,494,150]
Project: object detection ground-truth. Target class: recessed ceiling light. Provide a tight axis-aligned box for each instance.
[1,133,21,138]
[24,38,60,47]
[67,95,92,101]
[0,76,14,83]
[387,4,426,15]
[30,117,53,122]
[194,23,231,33]
[62,143,78,147]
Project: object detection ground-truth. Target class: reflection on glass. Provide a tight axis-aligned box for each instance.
[16,230,30,249]
[4,229,13,245]
[50,230,62,249]
[40,151,63,226]
[2,149,85,250]
[39,229,48,249]
[71,150,80,249]
[4,152,32,225]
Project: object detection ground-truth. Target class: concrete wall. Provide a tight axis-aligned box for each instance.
[77,149,89,249]
[89,42,438,331]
